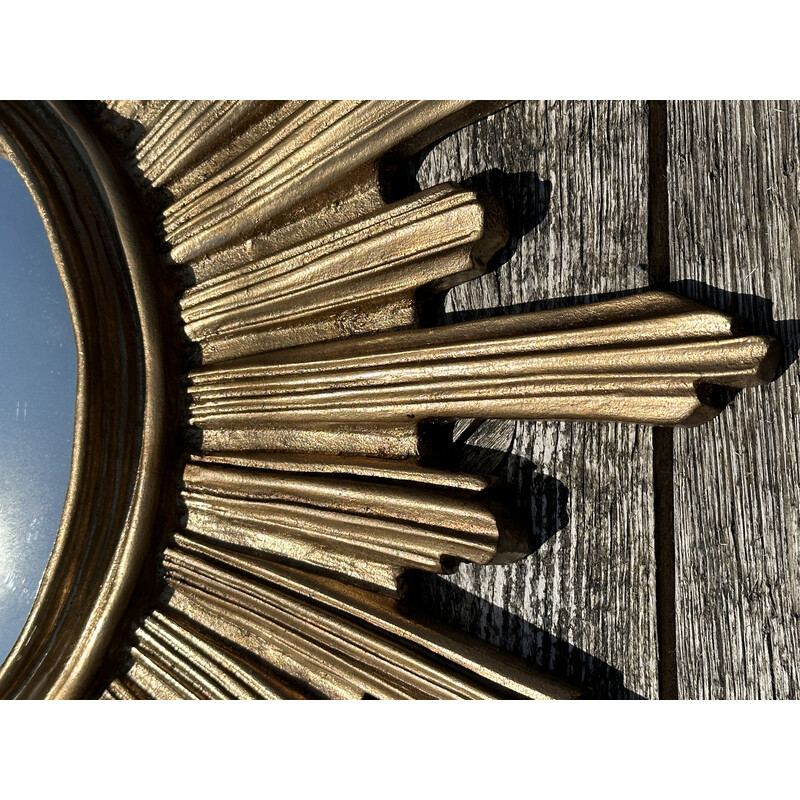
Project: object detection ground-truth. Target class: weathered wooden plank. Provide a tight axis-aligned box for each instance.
[669,101,800,698]
[399,101,658,698]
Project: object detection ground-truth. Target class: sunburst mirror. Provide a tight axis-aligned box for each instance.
[0,101,778,699]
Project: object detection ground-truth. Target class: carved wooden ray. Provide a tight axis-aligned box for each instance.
[181,184,504,359]
[80,100,777,701]
[189,291,778,431]
[181,456,526,592]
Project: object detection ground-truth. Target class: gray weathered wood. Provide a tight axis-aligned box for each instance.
[669,101,800,698]
[402,101,658,698]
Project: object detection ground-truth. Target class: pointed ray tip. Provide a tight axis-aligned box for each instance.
[673,397,728,427]
[679,335,780,427]
[752,335,782,385]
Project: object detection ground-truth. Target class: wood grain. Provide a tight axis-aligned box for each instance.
[668,101,800,698]
[398,101,658,698]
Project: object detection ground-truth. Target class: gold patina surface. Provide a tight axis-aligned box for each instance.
[0,101,778,699]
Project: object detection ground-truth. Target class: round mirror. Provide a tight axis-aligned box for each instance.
[0,157,77,665]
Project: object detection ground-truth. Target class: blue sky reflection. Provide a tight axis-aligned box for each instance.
[0,157,77,665]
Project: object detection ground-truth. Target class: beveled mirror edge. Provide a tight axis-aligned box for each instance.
[0,101,171,698]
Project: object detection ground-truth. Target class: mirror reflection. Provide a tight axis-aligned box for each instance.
[0,157,77,665]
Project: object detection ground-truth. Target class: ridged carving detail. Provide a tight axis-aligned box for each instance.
[81,100,778,700]
[105,537,578,700]
[189,291,778,429]
[161,100,505,263]
[182,184,504,360]
[181,457,525,591]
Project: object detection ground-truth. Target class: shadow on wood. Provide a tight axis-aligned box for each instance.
[668,279,799,381]
[402,571,644,699]
[459,168,552,273]
[438,441,570,552]
[405,441,642,699]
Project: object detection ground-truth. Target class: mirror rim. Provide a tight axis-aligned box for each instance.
[0,101,170,699]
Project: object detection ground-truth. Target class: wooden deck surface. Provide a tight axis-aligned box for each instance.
[668,102,800,698]
[401,101,800,699]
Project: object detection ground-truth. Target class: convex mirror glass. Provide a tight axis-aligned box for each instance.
[0,158,77,665]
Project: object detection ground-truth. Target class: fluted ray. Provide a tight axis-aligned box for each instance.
[138,102,290,190]
[182,494,402,591]
[126,646,199,699]
[135,100,197,170]
[190,291,779,429]
[163,540,577,699]
[183,461,505,543]
[199,421,419,459]
[166,551,432,699]
[127,610,304,699]
[194,452,495,493]
[172,534,580,698]
[138,101,251,182]
[181,185,504,361]
[187,173,385,284]
[168,580,408,699]
[157,102,307,197]
[181,459,526,591]
[133,619,229,699]
[164,101,506,262]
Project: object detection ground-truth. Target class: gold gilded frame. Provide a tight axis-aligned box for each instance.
[0,101,778,699]
[0,102,172,697]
